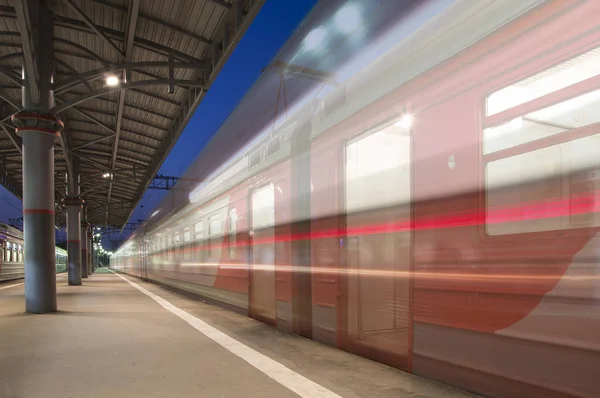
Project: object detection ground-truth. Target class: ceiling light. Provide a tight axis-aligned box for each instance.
[395,113,413,129]
[105,75,119,86]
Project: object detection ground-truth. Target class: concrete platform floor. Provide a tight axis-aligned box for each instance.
[0,270,476,398]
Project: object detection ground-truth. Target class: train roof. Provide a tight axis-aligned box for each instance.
[116,0,546,251]
[0,222,24,241]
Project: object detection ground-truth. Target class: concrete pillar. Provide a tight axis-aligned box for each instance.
[64,197,83,285]
[13,114,63,313]
[12,0,60,313]
[87,229,92,274]
[80,221,88,279]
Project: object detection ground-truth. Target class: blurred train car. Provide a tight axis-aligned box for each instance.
[111,1,600,397]
[0,222,68,281]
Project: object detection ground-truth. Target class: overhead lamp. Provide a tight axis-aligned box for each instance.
[395,113,413,129]
[105,75,119,86]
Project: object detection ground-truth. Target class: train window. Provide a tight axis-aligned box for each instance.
[486,46,600,116]
[183,227,191,261]
[208,214,222,259]
[209,215,222,236]
[229,208,237,259]
[483,48,600,235]
[167,235,173,261]
[484,89,600,154]
[194,221,203,240]
[194,221,204,262]
[174,232,181,260]
[345,123,411,213]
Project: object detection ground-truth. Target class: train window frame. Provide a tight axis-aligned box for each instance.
[182,227,192,261]
[173,231,181,260]
[228,208,237,259]
[194,220,204,261]
[481,44,600,239]
[208,213,222,259]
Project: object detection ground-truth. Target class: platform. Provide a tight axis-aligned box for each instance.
[0,271,475,398]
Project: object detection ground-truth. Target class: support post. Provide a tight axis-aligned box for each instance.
[13,113,63,313]
[13,0,61,313]
[88,229,93,274]
[64,196,84,285]
[81,220,88,279]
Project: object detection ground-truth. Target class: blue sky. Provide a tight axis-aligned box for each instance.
[0,0,318,245]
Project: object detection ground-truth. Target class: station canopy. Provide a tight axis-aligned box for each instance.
[0,0,264,227]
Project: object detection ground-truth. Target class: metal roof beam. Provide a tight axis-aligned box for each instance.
[0,90,20,109]
[51,79,203,113]
[58,117,76,194]
[70,133,114,151]
[73,106,166,131]
[68,105,116,134]
[209,0,232,10]
[75,143,154,163]
[75,147,150,166]
[11,0,38,103]
[68,126,161,144]
[69,150,110,170]
[54,58,94,93]
[71,132,158,152]
[53,15,205,66]
[122,0,266,227]
[65,91,172,120]
[0,5,15,19]
[0,65,22,86]
[0,123,21,154]
[53,61,201,93]
[89,0,212,45]
[107,0,139,223]
[129,87,179,106]
[62,0,124,58]
[54,37,110,66]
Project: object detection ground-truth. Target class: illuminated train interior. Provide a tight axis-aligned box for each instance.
[111,1,600,397]
[0,223,67,282]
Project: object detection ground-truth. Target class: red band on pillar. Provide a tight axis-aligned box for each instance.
[24,209,55,214]
[14,127,60,137]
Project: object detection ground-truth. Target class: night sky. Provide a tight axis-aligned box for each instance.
[0,0,319,245]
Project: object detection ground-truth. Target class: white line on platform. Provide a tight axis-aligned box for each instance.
[107,268,341,398]
[0,282,23,290]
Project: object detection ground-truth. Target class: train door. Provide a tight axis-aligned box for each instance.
[249,183,277,325]
[342,121,412,370]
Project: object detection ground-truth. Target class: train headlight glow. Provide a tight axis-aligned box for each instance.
[395,113,413,129]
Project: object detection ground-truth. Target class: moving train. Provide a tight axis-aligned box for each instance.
[111,1,600,397]
[0,222,67,282]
